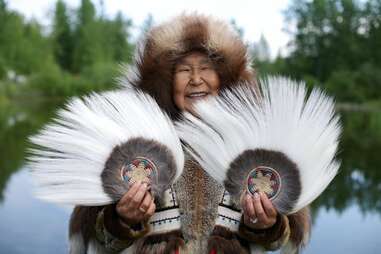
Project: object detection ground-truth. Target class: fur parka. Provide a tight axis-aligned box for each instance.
[68,13,311,254]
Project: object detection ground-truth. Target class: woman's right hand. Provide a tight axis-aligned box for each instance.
[116,181,156,226]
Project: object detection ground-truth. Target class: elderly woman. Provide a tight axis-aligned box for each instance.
[69,14,310,254]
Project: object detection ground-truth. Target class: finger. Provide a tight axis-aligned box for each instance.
[144,199,156,220]
[260,192,277,218]
[244,194,256,219]
[118,181,141,206]
[240,190,247,206]
[253,192,268,224]
[128,182,148,210]
[139,192,153,213]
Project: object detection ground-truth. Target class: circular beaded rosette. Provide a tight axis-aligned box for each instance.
[246,166,281,200]
[120,157,158,186]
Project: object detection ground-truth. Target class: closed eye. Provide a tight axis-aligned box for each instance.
[200,64,214,71]
[175,65,191,72]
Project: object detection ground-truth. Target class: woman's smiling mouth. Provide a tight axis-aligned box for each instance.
[186,91,209,99]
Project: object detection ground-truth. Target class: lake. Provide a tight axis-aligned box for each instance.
[1,98,380,254]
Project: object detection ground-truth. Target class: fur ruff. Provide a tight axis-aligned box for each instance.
[28,89,184,205]
[119,13,255,119]
[102,137,177,201]
[208,226,250,254]
[69,205,103,249]
[285,207,311,251]
[226,149,301,214]
[134,230,185,254]
[176,76,341,214]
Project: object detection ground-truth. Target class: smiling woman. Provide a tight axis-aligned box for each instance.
[173,52,220,112]
[65,13,310,254]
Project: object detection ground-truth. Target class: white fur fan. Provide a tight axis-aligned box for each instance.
[176,76,341,214]
[28,89,184,206]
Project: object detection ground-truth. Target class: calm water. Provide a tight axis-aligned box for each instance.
[1,98,381,254]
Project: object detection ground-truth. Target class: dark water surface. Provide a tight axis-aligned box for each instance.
[1,99,381,254]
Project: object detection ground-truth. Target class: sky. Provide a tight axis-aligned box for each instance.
[8,0,294,58]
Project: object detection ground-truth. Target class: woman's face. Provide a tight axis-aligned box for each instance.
[173,52,220,112]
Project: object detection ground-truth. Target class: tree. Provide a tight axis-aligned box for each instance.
[251,34,271,62]
[141,14,154,34]
[364,0,381,66]
[0,2,25,73]
[0,2,52,75]
[52,0,73,71]
[230,19,244,38]
[108,11,133,62]
[281,0,381,102]
[72,0,100,73]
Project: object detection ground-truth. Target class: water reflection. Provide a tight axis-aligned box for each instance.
[0,168,70,254]
[0,99,381,253]
[311,111,381,215]
[0,98,63,202]
[304,204,380,253]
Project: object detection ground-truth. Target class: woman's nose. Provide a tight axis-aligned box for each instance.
[189,70,203,86]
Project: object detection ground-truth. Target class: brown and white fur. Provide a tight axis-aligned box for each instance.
[69,13,311,254]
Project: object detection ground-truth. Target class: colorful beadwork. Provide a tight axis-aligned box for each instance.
[246,166,281,200]
[120,157,158,186]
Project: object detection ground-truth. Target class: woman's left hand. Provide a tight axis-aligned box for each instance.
[241,191,277,229]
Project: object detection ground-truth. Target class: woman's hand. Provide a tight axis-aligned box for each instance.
[241,191,277,229]
[116,181,156,226]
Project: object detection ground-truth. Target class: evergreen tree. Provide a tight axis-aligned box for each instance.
[20,20,53,74]
[230,19,244,38]
[0,1,23,73]
[285,0,363,81]
[251,34,271,62]
[283,0,381,102]
[365,0,381,66]
[141,14,154,34]
[0,2,50,75]
[0,0,8,78]
[72,0,100,73]
[110,12,133,62]
[52,0,73,71]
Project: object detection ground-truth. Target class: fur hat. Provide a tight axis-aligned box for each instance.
[121,13,255,119]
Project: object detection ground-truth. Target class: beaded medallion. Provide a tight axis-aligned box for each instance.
[246,166,281,200]
[120,157,158,186]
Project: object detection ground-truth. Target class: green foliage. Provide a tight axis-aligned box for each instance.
[0,57,5,80]
[284,0,363,81]
[364,0,381,66]
[0,0,134,99]
[1,0,380,105]
[72,0,99,73]
[254,2,381,215]
[28,62,118,97]
[323,63,381,102]
[52,0,73,71]
[81,62,119,90]
[71,0,133,73]
[0,0,380,216]
[108,12,134,62]
[254,0,381,103]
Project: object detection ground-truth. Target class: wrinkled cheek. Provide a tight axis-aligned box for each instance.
[173,92,185,111]
[183,97,194,112]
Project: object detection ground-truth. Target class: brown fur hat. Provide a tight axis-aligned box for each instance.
[121,13,255,119]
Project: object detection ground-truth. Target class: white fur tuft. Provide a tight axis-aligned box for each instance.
[28,89,184,206]
[176,76,341,213]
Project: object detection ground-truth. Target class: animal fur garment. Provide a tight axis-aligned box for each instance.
[176,76,341,214]
[28,89,184,206]
[117,13,255,119]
